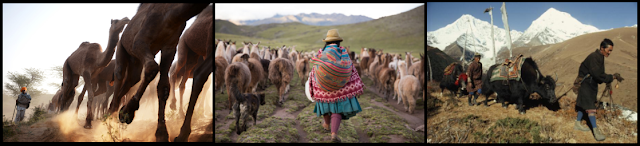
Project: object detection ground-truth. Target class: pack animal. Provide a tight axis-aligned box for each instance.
[481,58,558,114]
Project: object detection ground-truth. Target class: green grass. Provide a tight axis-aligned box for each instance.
[215,5,425,59]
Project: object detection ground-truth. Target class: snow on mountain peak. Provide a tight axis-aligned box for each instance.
[513,8,600,47]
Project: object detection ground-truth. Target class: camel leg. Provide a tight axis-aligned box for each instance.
[154,48,176,142]
[118,43,159,124]
[175,53,212,142]
[81,71,94,129]
[75,87,86,115]
[178,69,190,116]
[61,65,80,112]
[169,69,180,111]
[110,44,136,113]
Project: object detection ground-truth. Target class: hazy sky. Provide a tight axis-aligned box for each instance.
[3,3,198,94]
[215,3,424,20]
[427,2,637,32]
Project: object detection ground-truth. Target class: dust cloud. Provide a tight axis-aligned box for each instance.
[48,73,213,142]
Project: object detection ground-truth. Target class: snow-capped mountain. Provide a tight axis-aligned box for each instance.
[427,14,523,67]
[512,8,600,47]
[229,13,373,26]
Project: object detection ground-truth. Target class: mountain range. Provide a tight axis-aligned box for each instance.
[427,7,612,69]
[227,13,373,26]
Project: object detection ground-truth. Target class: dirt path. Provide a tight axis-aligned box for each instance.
[367,86,425,129]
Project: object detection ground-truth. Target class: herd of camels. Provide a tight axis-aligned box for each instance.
[49,3,213,142]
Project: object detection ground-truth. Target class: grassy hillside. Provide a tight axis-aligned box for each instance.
[216,5,424,58]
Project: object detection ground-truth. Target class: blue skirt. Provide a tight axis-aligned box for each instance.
[313,96,362,120]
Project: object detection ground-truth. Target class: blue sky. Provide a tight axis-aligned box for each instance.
[427,2,637,32]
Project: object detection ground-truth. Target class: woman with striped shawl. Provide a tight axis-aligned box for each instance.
[307,29,365,143]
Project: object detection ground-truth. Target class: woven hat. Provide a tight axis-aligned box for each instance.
[322,29,343,42]
[474,52,482,58]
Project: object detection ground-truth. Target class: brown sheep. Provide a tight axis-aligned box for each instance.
[225,54,252,110]
[378,53,397,101]
[295,54,309,86]
[269,58,294,106]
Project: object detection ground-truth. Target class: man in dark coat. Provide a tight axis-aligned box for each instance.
[574,38,624,141]
[467,53,483,106]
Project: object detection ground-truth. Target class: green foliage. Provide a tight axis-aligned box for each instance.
[4,68,46,98]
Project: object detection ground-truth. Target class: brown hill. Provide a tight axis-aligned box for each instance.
[427,45,458,82]
[498,27,637,112]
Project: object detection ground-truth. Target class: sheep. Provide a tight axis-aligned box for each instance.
[378,53,397,101]
[225,54,252,110]
[269,57,294,106]
[295,53,309,86]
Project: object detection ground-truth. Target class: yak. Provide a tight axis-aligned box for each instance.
[481,58,557,114]
[439,63,467,97]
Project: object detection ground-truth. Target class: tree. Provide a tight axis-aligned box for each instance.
[4,68,45,98]
[48,65,84,91]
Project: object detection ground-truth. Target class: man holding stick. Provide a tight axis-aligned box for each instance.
[573,38,624,141]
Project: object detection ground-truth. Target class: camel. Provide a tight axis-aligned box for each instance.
[168,4,214,142]
[75,60,116,119]
[58,17,129,129]
[107,3,209,142]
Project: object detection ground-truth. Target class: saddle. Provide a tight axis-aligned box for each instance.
[443,62,458,76]
[490,54,525,82]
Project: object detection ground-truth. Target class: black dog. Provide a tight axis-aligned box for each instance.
[231,82,265,135]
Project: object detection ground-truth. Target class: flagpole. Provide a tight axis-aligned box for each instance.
[501,2,513,58]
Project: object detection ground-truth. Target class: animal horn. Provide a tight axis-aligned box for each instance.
[555,72,558,81]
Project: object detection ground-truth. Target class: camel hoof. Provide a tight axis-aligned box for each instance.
[119,104,138,124]
[174,135,189,142]
[84,125,92,129]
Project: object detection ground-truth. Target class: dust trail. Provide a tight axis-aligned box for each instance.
[53,73,213,142]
